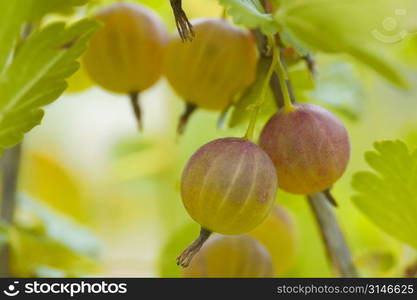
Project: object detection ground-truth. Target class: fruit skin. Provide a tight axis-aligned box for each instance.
[83,2,167,94]
[259,103,350,195]
[181,137,277,235]
[182,235,274,278]
[249,205,298,276]
[164,18,258,110]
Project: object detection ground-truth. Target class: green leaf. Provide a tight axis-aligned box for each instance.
[308,62,364,121]
[218,0,279,34]
[9,194,100,276]
[0,0,32,73]
[11,228,99,277]
[352,140,417,250]
[277,0,410,88]
[229,57,276,127]
[29,0,90,21]
[0,19,99,156]
[17,194,101,257]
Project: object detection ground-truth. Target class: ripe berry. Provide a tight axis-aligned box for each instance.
[249,205,298,275]
[259,103,350,195]
[182,235,274,278]
[164,18,258,132]
[83,3,167,128]
[178,137,277,267]
[84,2,167,94]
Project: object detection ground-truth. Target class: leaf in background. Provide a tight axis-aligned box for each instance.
[352,140,417,250]
[21,153,89,223]
[6,194,100,276]
[0,19,99,156]
[288,67,315,102]
[17,194,101,257]
[277,0,411,87]
[308,62,364,121]
[29,0,90,21]
[10,227,99,277]
[356,250,397,276]
[218,0,279,34]
[229,57,276,127]
[112,138,176,181]
[0,0,31,73]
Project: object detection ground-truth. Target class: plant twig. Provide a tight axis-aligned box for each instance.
[0,144,22,277]
[256,0,357,277]
[308,193,358,277]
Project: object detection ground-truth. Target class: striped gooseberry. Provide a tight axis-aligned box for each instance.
[182,235,274,278]
[164,18,259,133]
[83,2,168,128]
[259,103,350,195]
[177,137,277,267]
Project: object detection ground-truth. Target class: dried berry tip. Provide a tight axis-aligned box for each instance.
[129,92,142,131]
[323,189,338,207]
[177,102,197,135]
[217,103,232,129]
[170,0,194,42]
[177,227,211,268]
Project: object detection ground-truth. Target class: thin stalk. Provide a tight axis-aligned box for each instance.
[308,193,358,277]
[275,48,295,113]
[0,144,22,277]
[244,35,278,141]
[0,22,32,278]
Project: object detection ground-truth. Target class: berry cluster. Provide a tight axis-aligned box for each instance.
[79,2,350,277]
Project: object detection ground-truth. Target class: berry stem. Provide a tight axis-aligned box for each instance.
[308,193,358,277]
[244,35,278,141]
[129,92,142,131]
[0,23,32,278]
[275,48,295,113]
[0,144,22,277]
[177,227,212,268]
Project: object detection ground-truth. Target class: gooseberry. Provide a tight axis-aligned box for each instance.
[249,205,298,276]
[259,103,350,195]
[182,235,274,278]
[177,137,277,267]
[164,18,258,133]
[83,2,168,128]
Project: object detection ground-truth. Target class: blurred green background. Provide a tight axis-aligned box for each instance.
[6,0,417,277]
